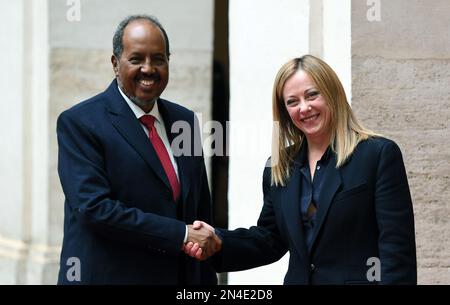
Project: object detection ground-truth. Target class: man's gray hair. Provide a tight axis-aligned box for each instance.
[112,14,171,59]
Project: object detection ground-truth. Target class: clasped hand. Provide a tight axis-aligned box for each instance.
[183,221,222,260]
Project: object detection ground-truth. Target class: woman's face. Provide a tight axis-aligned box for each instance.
[282,70,331,144]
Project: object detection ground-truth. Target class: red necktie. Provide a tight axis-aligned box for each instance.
[140,115,181,202]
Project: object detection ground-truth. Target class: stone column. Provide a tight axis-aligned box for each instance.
[0,0,29,284]
[0,0,59,284]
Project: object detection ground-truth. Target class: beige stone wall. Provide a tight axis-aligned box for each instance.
[2,0,447,285]
[351,0,450,284]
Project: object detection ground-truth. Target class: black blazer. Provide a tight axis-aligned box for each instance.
[215,137,417,284]
[56,79,216,284]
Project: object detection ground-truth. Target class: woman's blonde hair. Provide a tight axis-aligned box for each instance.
[271,55,379,186]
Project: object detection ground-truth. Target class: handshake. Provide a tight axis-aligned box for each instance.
[183,221,222,261]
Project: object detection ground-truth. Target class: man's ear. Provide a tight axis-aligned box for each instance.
[111,55,119,76]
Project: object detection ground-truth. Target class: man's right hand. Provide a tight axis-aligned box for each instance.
[184,221,222,260]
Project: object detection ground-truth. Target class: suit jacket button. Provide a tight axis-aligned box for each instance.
[310,264,316,272]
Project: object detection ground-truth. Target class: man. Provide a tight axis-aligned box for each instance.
[57,15,218,284]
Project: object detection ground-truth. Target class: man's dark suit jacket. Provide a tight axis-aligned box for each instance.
[215,137,417,284]
[56,79,217,284]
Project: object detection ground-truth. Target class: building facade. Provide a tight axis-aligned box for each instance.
[0,0,448,284]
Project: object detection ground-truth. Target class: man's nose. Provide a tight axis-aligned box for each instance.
[140,60,155,73]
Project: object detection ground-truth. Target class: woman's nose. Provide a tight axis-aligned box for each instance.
[299,100,310,113]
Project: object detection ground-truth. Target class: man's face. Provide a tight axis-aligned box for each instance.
[112,20,169,111]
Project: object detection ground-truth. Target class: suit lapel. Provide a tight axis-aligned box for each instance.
[105,81,171,191]
[309,154,342,250]
[158,99,192,204]
[280,164,309,260]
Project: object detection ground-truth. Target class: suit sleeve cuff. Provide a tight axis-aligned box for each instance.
[183,225,188,243]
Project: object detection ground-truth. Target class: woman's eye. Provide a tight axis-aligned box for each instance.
[307,92,319,99]
[286,99,297,106]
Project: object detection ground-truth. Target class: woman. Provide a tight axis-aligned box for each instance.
[185,55,417,284]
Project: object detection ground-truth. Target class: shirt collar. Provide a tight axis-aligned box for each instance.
[117,85,163,124]
[321,146,332,163]
[297,141,333,167]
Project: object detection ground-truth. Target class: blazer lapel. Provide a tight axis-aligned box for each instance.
[280,164,309,260]
[309,154,342,251]
[158,99,192,205]
[105,81,171,191]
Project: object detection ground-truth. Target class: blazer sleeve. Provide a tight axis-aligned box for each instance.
[375,140,417,284]
[192,113,214,225]
[213,165,288,272]
[57,110,186,256]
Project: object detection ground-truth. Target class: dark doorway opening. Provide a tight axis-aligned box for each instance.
[212,0,229,285]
